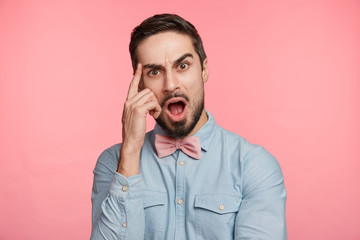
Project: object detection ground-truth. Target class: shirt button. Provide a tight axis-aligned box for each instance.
[122,222,127,228]
[122,185,128,192]
[219,204,225,210]
[177,199,183,205]
[179,161,184,166]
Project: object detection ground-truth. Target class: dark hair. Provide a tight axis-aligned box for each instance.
[129,13,207,73]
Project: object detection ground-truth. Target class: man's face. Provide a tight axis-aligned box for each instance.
[136,31,209,138]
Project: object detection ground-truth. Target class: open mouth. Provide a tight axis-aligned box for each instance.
[164,97,188,122]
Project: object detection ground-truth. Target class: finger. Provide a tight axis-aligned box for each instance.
[127,88,150,103]
[127,63,142,99]
[148,101,162,119]
[153,103,162,119]
[130,90,158,109]
[143,100,162,119]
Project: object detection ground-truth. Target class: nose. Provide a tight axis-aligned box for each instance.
[163,70,180,93]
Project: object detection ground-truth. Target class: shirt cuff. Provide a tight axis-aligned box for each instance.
[109,172,143,201]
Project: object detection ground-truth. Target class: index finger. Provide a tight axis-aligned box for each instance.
[127,63,142,100]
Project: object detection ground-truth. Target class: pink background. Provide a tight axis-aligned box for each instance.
[1,0,359,239]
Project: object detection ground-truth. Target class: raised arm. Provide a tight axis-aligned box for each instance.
[91,64,161,239]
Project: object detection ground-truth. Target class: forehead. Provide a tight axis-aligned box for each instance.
[136,31,198,65]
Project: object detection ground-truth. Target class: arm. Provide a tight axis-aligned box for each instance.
[235,146,287,240]
[91,64,161,239]
[91,149,144,239]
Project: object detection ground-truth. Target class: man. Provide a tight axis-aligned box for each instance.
[91,14,286,240]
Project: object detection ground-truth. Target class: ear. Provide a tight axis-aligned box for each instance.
[202,58,209,83]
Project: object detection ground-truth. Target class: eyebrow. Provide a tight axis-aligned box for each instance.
[142,53,194,70]
[174,53,193,66]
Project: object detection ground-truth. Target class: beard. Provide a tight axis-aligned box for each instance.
[156,90,204,139]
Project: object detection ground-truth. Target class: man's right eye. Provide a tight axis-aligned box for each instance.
[148,69,160,77]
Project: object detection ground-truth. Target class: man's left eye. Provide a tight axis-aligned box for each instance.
[178,63,189,70]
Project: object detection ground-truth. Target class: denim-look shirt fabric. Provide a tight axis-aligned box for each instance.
[91,112,287,239]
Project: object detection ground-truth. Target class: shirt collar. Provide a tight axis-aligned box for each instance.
[153,111,217,152]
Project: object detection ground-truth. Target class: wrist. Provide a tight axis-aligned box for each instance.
[117,165,140,178]
[121,140,142,155]
[117,144,141,178]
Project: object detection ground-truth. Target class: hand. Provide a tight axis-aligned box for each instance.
[118,63,162,177]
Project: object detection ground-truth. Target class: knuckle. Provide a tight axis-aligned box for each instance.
[148,92,156,99]
[130,79,137,86]
[134,106,142,114]
[129,104,136,112]
[142,88,150,95]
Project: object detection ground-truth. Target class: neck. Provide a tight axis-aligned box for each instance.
[187,109,208,137]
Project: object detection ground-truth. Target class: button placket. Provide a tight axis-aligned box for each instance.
[175,153,186,240]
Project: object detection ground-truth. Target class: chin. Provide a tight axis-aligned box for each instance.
[156,109,201,138]
[156,91,204,138]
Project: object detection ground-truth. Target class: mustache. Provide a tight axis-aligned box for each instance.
[160,92,190,108]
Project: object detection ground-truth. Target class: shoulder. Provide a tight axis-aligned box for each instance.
[215,125,280,167]
[94,143,121,174]
[214,126,257,155]
[214,126,285,197]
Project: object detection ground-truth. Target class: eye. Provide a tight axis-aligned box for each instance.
[178,63,189,71]
[148,69,160,77]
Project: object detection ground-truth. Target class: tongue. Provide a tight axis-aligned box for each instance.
[169,102,184,115]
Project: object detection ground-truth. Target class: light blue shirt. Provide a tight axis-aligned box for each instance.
[91,112,287,239]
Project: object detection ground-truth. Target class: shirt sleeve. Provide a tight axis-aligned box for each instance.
[234,146,287,240]
[91,148,145,240]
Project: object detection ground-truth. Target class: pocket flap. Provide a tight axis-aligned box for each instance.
[194,194,241,214]
[143,190,167,208]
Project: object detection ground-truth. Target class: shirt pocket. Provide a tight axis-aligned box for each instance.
[194,194,241,240]
[143,190,167,240]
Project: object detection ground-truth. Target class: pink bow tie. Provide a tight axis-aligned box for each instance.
[155,134,201,160]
